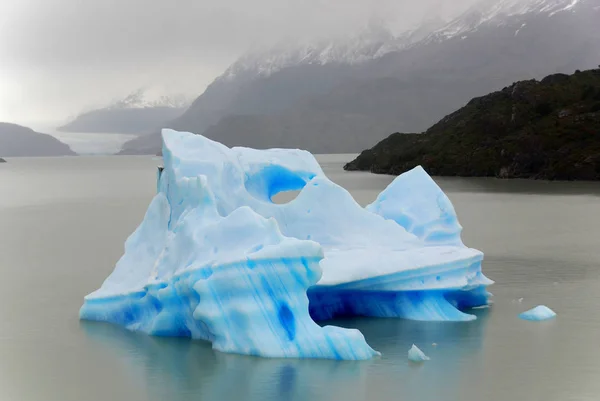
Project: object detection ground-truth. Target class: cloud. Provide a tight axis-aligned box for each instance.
[0,0,479,125]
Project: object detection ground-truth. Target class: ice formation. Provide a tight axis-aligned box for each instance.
[80,129,492,360]
[408,345,430,362]
[519,305,556,321]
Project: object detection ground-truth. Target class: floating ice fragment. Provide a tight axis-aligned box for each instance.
[519,305,556,321]
[408,345,430,362]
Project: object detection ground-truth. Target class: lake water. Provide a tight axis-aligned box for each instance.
[1,155,600,401]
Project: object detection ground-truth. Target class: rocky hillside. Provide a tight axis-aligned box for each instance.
[0,123,77,157]
[345,68,600,180]
[120,0,600,154]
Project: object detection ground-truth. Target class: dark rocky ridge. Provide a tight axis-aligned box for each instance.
[0,123,76,157]
[345,68,600,180]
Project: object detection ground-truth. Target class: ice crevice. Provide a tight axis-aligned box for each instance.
[80,129,493,360]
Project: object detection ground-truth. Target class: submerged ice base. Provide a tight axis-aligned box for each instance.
[80,129,492,360]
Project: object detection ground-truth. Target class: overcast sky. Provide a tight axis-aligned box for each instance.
[0,0,479,127]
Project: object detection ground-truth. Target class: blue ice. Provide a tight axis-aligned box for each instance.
[80,129,492,360]
[519,305,556,321]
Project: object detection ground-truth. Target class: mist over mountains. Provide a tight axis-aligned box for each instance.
[58,89,189,134]
[119,0,599,154]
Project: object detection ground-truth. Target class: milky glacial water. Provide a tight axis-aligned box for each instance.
[1,155,600,401]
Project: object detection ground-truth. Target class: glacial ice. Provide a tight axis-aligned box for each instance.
[519,305,556,321]
[80,129,492,360]
[366,165,463,246]
[408,345,430,362]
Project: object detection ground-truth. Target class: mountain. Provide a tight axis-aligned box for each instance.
[0,157,5,163]
[119,0,600,155]
[59,89,188,134]
[116,131,162,155]
[344,67,600,180]
[0,123,77,157]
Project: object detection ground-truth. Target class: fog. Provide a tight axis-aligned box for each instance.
[0,0,479,126]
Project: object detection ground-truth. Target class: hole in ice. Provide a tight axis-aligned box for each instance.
[244,164,314,205]
[271,190,301,205]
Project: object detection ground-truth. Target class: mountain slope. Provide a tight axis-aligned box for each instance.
[0,123,77,157]
[59,106,186,134]
[345,68,600,180]
[60,90,188,134]
[120,0,600,154]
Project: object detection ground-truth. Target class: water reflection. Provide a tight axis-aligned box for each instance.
[80,308,490,401]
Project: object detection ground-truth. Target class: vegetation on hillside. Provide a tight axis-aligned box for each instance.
[345,68,600,180]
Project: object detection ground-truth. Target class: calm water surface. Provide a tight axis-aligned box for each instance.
[1,155,600,401]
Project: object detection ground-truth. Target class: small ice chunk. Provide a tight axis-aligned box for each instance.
[432,343,437,347]
[408,344,430,362]
[519,305,556,321]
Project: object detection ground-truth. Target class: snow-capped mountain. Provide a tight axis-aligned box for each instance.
[109,89,190,109]
[218,0,588,82]
[219,30,394,81]
[120,0,600,154]
[220,18,448,82]
[429,0,587,41]
[59,89,190,135]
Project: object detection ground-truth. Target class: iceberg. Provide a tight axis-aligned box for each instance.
[519,305,556,321]
[408,344,430,362]
[80,129,492,360]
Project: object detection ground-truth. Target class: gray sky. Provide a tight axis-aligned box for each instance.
[0,0,478,127]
